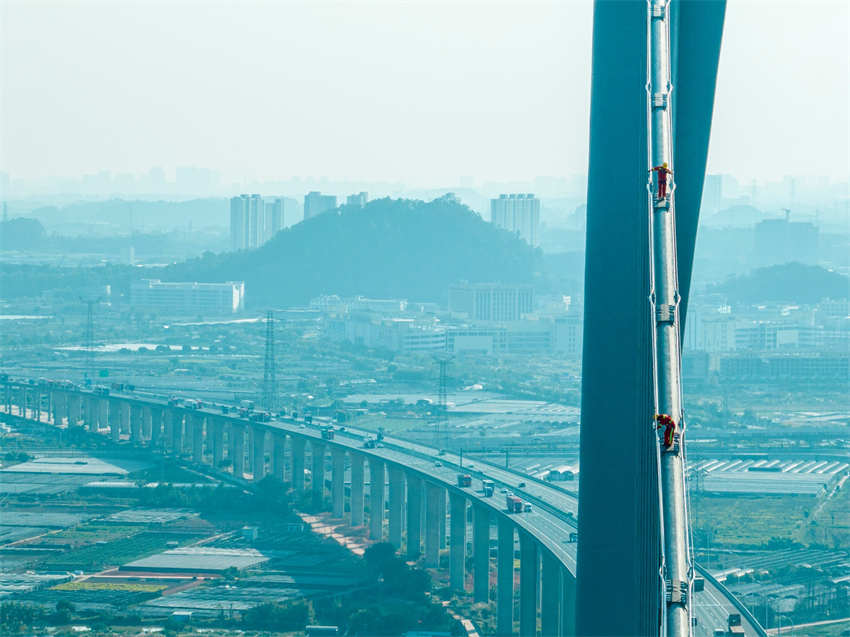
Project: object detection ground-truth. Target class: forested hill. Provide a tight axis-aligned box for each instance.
[709,262,849,304]
[164,196,541,307]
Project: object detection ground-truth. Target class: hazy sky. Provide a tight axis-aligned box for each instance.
[1,0,848,186]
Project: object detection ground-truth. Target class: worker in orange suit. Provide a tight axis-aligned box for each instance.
[656,413,676,449]
[650,162,672,199]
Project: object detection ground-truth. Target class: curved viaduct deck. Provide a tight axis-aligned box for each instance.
[1,378,761,637]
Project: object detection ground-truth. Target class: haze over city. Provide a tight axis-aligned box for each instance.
[0,2,848,637]
[2,0,848,187]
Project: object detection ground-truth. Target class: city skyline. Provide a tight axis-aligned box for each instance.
[0,2,848,636]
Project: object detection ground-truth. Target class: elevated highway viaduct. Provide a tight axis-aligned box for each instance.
[1,378,763,637]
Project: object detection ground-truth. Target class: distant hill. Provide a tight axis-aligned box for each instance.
[709,263,849,304]
[0,217,46,250]
[28,198,235,233]
[164,197,541,307]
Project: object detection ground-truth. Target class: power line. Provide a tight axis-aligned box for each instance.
[262,310,277,411]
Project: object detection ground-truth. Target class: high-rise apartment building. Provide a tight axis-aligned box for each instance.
[264,198,285,242]
[346,192,368,207]
[304,191,337,220]
[230,194,264,251]
[490,193,541,247]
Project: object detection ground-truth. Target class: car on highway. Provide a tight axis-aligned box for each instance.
[434,461,442,468]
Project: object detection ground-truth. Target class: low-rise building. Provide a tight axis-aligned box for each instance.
[448,282,534,322]
[130,279,245,316]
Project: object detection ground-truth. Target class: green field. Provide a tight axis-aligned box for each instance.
[38,531,179,572]
[690,494,812,548]
[48,523,138,547]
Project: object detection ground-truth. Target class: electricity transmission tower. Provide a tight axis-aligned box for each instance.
[434,353,452,450]
[82,298,100,385]
[262,310,277,411]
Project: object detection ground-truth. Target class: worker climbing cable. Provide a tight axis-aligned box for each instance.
[650,162,673,200]
[656,413,676,449]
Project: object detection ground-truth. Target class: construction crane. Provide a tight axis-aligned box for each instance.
[646,1,694,636]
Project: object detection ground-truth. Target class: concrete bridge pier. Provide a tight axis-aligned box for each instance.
[109,399,120,441]
[96,399,108,433]
[66,393,79,426]
[252,426,266,481]
[405,473,422,558]
[169,409,183,455]
[209,418,223,468]
[331,448,345,518]
[48,391,57,424]
[497,519,515,637]
[271,432,286,481]
[541,551,562,637]
[131,405,144,444]
[149,407,163,449]
[519,532,539,637]
[183,412,194,454]
[424,482,443,568]
[369,458,385,540]
[291,437,306,491]
[388,465,404,548]
[94,398,106,431]
[231,423,246,478]
[28,388,38,421]
[77,395,85,427]
[162,408,173,451]
[57,391,70,425]
[51,391,63,425]
[311,441,326,505]
[84,395,94,429]
[181,412,192,455]
[22,388,31,419]
[51,390,61,425]
[72,394,83,426]
[142,406,152,441]
[18,388,28,418]
[473,505,490,603]
[449,492,467,592]
[350,453,365,526]
[32,388,41,421]
[86,396,98,431]
[192,414,204,463]
[11,388,20,417]
[439,490,447,549]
